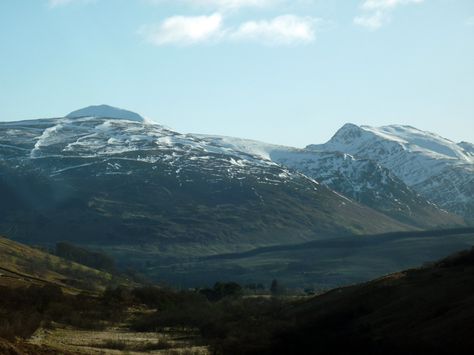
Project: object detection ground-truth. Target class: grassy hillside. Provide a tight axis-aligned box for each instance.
[0,236,123,293]
[261,246,474,355]
[0,235,208,354]
[0,281,209,354]
[144,228,474,288]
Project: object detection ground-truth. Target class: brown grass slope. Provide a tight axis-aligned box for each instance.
[0,236,122,293]
[264,247,474,355]
[0,236,134,354]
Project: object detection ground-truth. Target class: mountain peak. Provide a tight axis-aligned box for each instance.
[304,123,365,151]
[330,123,366,143]
[66,105,145,122]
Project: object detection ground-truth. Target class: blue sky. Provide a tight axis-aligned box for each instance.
[0,0,473,147]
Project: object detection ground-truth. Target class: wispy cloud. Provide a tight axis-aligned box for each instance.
[139,14,318,46]
[139,13,224,45]
[360,0,424,10]
[354,11,386,29]
[354,0,424,30]
[145,0,278,11]
[231,15,317,45]
[50,0,274,9]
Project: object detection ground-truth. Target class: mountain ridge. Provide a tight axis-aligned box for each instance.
[307,123,473,221]
[197,134,463,227]
[0,110,420,262]
[197,121,472,223]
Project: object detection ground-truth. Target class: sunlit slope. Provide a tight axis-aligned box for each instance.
[0,236,119,292]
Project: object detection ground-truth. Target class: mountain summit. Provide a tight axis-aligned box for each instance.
[66,104,145,122]
[307,124,474,221]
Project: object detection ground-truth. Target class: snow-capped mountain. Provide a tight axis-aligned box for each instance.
[0,106,418,257]
[198,135,459,227]
[308,124,474,222]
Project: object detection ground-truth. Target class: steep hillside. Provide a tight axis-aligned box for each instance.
[0,107,414,258]
[0,236,120,292]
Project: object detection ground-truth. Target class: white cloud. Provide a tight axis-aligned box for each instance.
[207,0,274,7]
[231,15,317,45]
[52,0,278,9]
[139,13,224,45]
[139,13,318,46]
[145,0,277,11]
[466,16,474,27]
[354,10,386,30]
[354,0,424,30]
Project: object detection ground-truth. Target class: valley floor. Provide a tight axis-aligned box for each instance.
[28,325,209,355]
[1,233,474,355]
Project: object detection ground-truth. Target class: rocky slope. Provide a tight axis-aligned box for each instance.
[308,124,474,222]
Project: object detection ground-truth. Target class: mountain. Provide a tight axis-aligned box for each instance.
[198,135,461,228]
[308,124,474,222]
[0,107,414,261]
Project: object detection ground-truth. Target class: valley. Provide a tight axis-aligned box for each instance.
[1,234,473,355]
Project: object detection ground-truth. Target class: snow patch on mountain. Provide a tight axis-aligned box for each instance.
[308,123,474,221]
[195,135,290,161]
[312,123,473,163]
[1,114,305,192]
[361,125,473,162]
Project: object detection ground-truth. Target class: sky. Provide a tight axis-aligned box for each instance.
[0,0,473,147]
